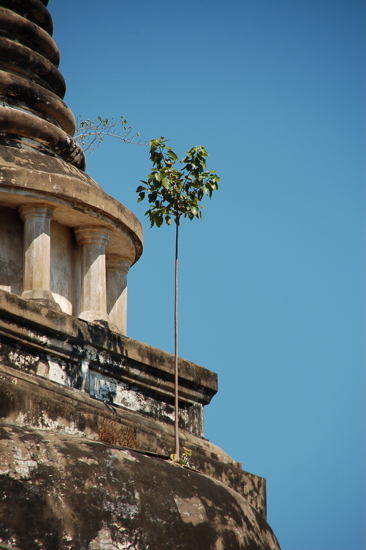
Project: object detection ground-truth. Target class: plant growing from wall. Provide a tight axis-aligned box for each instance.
[74,115,143,154]
[136,138,219,460]
[75,121,219,461]
[170,447,193,467]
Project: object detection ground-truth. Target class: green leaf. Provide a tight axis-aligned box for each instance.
[137,138,219,227]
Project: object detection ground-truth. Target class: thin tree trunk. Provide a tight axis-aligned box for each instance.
[174,219,179,460]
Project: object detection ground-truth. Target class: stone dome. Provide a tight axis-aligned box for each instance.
[0,425,280,550]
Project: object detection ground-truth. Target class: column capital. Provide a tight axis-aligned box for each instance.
[106,254,131,275]
[74,225,111,247]
[18,204,54,222]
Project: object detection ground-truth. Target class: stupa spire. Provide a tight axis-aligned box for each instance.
[0,0,85,169]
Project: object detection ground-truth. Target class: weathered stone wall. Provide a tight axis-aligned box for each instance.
[0,289,214,436]
[0,144,142,332]
[0,289,267,518]
[0,426,280,550]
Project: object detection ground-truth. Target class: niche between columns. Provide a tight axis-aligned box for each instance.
[0,205,23,295]
[50,221,81,315]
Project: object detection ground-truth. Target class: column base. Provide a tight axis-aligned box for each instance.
[78,310,118,333]
[21,289,61,311]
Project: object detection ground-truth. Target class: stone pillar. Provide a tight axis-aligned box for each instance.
[74,226,111,324]
[106,255,131,335]
[19,204,59,309]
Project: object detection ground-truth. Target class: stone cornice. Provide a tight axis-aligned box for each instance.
[0,289,218,405]
[0,145,143,264]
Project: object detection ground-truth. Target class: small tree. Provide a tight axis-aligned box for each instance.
[136,138,219,460]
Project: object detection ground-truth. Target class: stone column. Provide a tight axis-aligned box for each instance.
[19,204,58,309]
[74,225,111,324]
[106,255,131,335]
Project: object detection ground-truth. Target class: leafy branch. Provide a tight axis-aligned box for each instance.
[137,138,219,227]
[74,115,144,154]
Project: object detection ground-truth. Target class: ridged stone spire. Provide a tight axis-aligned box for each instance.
[0,0,85,169]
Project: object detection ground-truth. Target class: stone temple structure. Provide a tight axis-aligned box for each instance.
[0,1,281,549]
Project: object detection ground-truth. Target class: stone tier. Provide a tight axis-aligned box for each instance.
[0,145,143,331]
[0,0,85,168]
[1,0,53,34]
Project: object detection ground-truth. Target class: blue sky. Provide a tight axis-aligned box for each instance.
[51,1,365,548]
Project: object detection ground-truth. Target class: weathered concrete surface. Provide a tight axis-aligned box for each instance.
[0,35,65,97]
[0,0,143,331]
[0,289,267,518]
[0,426,281,550]
[106,255,130,335]
[1,0,53,35]
[74,226,112,324]
[0,107,85,168]
[0,0,84,168]
[0,363,267,518]
[0,6,59,65]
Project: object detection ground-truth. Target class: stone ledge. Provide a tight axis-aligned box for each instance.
[0,289,217,436]
[0,362,266,518]
[0,289,217,396]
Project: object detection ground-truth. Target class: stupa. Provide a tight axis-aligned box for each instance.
[0,1,281,549]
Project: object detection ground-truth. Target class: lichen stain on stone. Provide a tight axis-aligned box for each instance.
[0,425,281,549]
[15,410,93,440]
[109,448,139,463]
[26,330,49,346]
[84,344,98,361]
[89,526,144,550]
[8,350,39,370]
[47,356,70,386]
[12,448,38,480]
[174,495,208,526]
[77,457,99,467]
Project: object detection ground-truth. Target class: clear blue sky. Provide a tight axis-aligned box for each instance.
[51,1,365,548]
